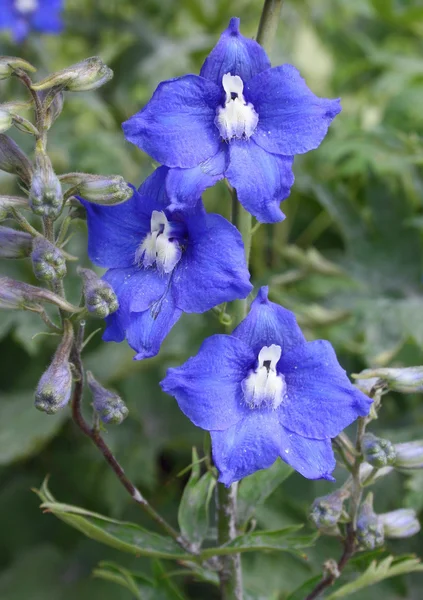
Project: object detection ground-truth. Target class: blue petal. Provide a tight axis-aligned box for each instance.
[211,411,282,486]
[102,267,168,342]
[233,286,306,355]
[172,210,252,312]
[200,17,271,85]
[32,0,63,33]
[279,426,336,480]
[166,149,227,210]
[0,4,16,28]
[122,75,222,169]
[246,65,341,156]
[138,165,170,206]
[226,140,294,223]
[278,340,372,439]
[126,291,182,360]
[80,187,149,269]
[162,334,254,430]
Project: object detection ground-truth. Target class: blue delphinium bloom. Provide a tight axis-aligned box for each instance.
[80,166,252,360]
[162,287,371,485]
[123,17,341,224]
[0,0,63,43]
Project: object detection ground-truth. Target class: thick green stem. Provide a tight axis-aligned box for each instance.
[231,187,252,325]
[256,0,284,50]
[217,483,242,600]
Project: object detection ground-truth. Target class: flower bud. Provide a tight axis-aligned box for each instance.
[379,509,420,539]
[0,109,13,134]
[0,57,36,80]
[362,433,397,468]
[42,91,64,131]
[31,57,113,93]
[35,321,74,414]
[67,174,133,205]
[31,236,66,282]
[310,489,349,530]
[77,267,119,318]
[0,196,27,221]
[0,276,80,313]
[0,225,32,258]
[355,367,423,393]
[393,440,423,470]
[29,151,63,218]
[356,493,384,550]
[359,462,394,484]
[87,371,128,425]
[0,134,33,183]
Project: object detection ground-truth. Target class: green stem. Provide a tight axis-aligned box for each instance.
[217,483,242,600]
[256,0,284,50]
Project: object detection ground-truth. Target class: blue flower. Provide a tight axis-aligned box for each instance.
[123,17,341,224]
[162,287,371,485]
[81,167,252,360]
[0,0,63,43]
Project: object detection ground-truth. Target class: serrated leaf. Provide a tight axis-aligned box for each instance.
[237,458,293,526]
[178,448,216,547]
[0,393,68,465]
[326,555,423,599]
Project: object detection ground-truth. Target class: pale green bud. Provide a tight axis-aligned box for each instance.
[87,371,128,425]
[356,493,384,550]
[0,225,32,258]
[393,440,423,470]
[31,237,66,282]
[310,489,349,530]
[0,109,13,134]
[379,509,420,539]
[0,134,33,183]
[362,433,397,468]
[29,151,63,218]
[78,267,119,318]
[31,57,113,93]
[70,174,133,205]
[0,196,27,221]
[0,276,81,313]
[0,57,36,80]
[355,367,423,393]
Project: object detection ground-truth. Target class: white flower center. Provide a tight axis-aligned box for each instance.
[135,210,182,274]
[215,73,259,141]
[15,0,38,13]
[242,344,286,410]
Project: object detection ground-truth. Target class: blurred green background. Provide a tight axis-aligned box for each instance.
[1,0,423,598]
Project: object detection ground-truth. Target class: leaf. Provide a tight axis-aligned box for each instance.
[201,526,317,559]
[0,393,68,465]
[237,458,293,526]
[286,575,324,600]
[35,480,191,561]
[177,448,216,547]
[326,555,423,599]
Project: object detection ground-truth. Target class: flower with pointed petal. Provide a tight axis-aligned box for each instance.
[162,287,371,485]
[123,17,340,223]
[80,166,252,360]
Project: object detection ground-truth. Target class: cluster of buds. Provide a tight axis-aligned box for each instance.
[310,489,349,533]
[31,237,67,282]
[29,149,63,219]
[87,371,128,425]
[78,267,118,318]
[362,433,397,468]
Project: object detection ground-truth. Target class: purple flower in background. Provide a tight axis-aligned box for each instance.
[123,17,341,223]
[162,287,371,485]
[0,0,63,43]
[81,167,252,360]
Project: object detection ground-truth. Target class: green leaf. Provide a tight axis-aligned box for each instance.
[326,555,423,599]
[286,575,324,600]
[237,458,293,525]
[177,448,216,547]
[35,480,191,561]
[0,393,68,465]
[201,526,317,559]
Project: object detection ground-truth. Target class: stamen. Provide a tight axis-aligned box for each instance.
[242,344,286,410]
[135,211,182,274]
[215,73,258,141]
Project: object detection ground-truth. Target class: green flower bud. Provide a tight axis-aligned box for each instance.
[31,236,66,282]
[0,196,28,221]
[0,276,80,313]
[42,91,64,131]
[393,440,423,470]
[0,134,33,183]
[379,509,420,539]
[35,321,74,414]
[0,108,13,134]
[67,174,133,205]
[29,151,63,218]
[87,371,128,425]
[0,57,36,80]
[356,493,384,550]
[78,267,119,318]
[31,57,113,93]
[310,489,349,530]
[0,225,32,258]
[355,367,423,393]
[362,433,397,468]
